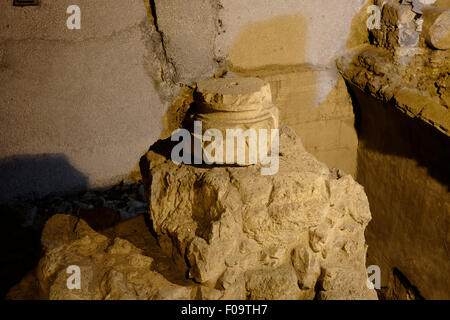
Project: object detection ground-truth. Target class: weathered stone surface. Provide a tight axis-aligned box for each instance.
[371,0,422,53]
[8,174,377,301]
[422,6,450,49]
[337,45,450,136]
[8,126,377,300]
[19,214,195,300]
[195,77,274,113]
[372,0,450,52]
[143,125,377,300]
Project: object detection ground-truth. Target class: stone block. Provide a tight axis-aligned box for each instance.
[190,77,279,166]
[422,6,450,49]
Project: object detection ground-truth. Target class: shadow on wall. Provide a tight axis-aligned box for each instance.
[347,83,450,299]
[0,154,88,297]
[348,84,450,189]
[0,153,89,204]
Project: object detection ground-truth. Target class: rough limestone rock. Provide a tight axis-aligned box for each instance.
[372,0,422,53]
[144,125,378,300]
[29,214,195,300]
[9,126,377,300]
[337,45,450,137]
[372,0,450,52]
[10,127,378,300]
[422,6,450,49]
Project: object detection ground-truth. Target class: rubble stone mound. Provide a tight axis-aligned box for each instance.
[11,214,196,300]
[9,126,377,300]
[144,125,377,300]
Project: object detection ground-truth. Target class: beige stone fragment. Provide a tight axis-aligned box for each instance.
[422,6,450,49]
[191,77,279,165]
[29,215,194,300]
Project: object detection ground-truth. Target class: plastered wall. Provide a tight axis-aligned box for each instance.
[0,0,368,202]
[0,1,168,202]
